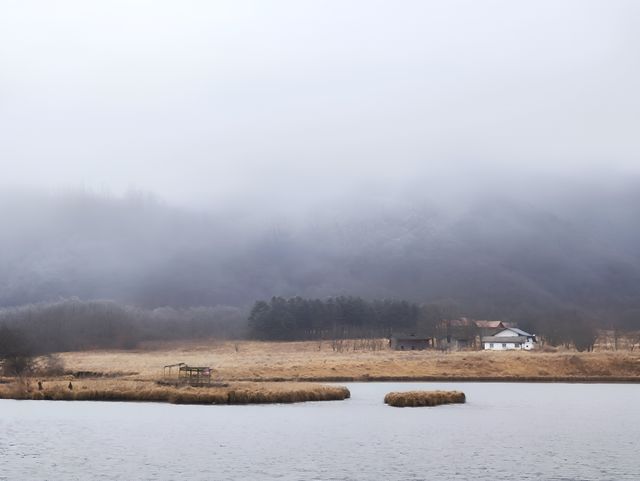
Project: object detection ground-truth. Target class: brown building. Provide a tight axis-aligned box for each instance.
[389,333,434,350]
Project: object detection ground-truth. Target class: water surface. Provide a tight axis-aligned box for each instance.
[1,382,638,480]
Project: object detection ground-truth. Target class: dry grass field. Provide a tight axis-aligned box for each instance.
[54,339,640,382]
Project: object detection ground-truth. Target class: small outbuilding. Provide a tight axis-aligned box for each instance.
[482,328,536,350]
[390,334,434,351]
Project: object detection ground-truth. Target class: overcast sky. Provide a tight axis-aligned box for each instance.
[1,0,639,206]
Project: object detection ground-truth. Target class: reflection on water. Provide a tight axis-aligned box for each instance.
[1,382,639,481]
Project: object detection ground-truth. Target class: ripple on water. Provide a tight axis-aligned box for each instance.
[0,383,639,481]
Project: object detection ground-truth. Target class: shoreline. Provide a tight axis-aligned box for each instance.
[1,373,637,405]
[239,375,640,384]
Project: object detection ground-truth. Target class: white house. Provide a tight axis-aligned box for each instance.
[482,327,536,351]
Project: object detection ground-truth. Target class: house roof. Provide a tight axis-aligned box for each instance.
[444,319,514,329]
[475,320,504,328]
[501,327,533,337]
[447,318,475,327]
[390,333,433,341]
[482,336,530,344]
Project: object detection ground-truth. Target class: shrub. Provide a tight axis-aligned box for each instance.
[384,390,465,407]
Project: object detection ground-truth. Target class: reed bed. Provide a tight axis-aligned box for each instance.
[0,380,350,405]
[384,390,466,407]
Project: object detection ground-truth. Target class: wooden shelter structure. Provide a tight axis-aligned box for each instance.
[163,362,185,378]
[163,362,212,386]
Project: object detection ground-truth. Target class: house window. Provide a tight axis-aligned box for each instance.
[515,343,521,347]
[490,343,494,348]
[502,343,507,348]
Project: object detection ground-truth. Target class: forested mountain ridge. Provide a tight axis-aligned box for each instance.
[1,183,639,329]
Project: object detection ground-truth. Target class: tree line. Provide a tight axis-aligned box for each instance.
[0,299,246,374]
[248,296,640,352]
[248,296,423,340]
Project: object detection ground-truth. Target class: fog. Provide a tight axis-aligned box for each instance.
[1,1,640,330]
[1,180,639,320]
[2,1,640,205]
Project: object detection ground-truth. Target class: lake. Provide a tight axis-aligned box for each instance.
[1,382,638,481]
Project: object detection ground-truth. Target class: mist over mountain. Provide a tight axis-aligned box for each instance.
[2,177,639,326]
[2,0,640,332]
